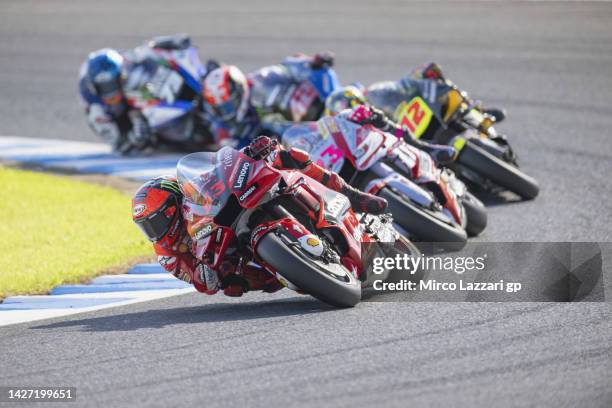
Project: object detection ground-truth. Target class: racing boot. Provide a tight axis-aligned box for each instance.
[421,144,457,166]
[400,128,457,166]
[483,108,506,123]
[328,172,388,215]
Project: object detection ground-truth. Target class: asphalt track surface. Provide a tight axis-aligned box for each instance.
[1,1,611,407]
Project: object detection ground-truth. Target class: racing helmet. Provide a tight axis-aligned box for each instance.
[132,176,183,246]
[245,135,278,160]
[85,48,124,105]
[203,65,250,122]
[324,85,368,116]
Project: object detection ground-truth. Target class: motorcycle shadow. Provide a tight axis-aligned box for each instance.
[473,189,526,207]
[32,296,331,333]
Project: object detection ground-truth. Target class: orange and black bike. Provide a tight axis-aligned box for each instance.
[366,76,539,200]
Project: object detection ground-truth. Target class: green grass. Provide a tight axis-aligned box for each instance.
[0,167,153,299]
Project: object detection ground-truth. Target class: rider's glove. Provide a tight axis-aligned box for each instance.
[88,104,121,144]
[348,104,373,124]
[367,106,390,129]
[348,105,388,128]
[311,51,335,69]
[126,110,153,150]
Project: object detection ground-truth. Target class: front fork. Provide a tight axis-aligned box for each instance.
[365,160,463,226]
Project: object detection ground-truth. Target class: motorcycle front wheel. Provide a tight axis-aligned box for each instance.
[378,188,468,251]
[461,191,488,237]
[457,141,539,200]
[256,232,362,308]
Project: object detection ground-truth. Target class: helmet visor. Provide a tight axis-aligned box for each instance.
[134,197,178,242]
[211,94,241,122]
[95,78,122,104]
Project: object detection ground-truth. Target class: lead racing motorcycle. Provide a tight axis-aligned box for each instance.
[366,76,539,200]
[282,116,488,247]
[177,146,418,307]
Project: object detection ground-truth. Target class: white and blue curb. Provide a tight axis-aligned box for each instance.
[0,136,183,181]
[0,135,204,326]
[0,264,195,327]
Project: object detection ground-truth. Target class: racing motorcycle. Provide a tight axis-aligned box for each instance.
[122,35,216,151]
[282,116,488,247]
[366,77,540,200]
[247,60,341,135]
[177,146,418,308]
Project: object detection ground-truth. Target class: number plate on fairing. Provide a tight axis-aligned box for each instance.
[395,96,433,138]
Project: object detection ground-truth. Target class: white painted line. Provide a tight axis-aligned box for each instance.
[0,266,198,327]
[0,137,199,326]
[0,136,183,181]
[0,288,196,327]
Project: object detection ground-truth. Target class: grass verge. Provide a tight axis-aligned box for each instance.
[0,166,153,299]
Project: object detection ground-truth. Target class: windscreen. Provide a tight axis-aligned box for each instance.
[281,121,324,152]
[177,147,255,217]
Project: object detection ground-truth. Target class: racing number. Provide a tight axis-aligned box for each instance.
[320,144,343,165]
[289,82,318,121]
[396,96,433,138]
[157,71,184,104]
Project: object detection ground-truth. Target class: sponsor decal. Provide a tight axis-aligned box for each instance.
[222,147,233,168]
[239,184,257,202]
[267,149,278,164]
[158,255,176,267]
[133,204,146,217]
[233,161,251,190]
[326,195,348,218]
[168,217,180,237]
[252,225,268,238]
[198,263,219,290]
[306,237,320,247]
[298,234,324,257]
[194,224,212,240]
[176,269,192,283]
[280,84,296,110]
[215,227,223,243]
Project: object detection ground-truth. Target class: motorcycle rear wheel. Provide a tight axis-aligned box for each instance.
[457,141,539,200]
[256,232,362,308]
[378,188,467,251]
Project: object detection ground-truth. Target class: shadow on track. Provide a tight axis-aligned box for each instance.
[472,189,526,207]
[31,297,333,332]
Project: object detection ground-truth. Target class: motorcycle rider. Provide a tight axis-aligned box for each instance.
[79,34,213,154]
[325,85,457,165]
[411,62,505,122]
[201,52,336,148]
[131,138,387,297]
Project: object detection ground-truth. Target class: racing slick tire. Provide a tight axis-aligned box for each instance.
[378,187,468,251]
[461,191,488,237]
[458,140,540,200]
[256,232,362,308]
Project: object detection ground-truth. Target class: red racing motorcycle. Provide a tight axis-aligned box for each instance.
[177,146,418,307]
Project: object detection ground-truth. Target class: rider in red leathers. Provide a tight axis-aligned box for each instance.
[131,140,387,297]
